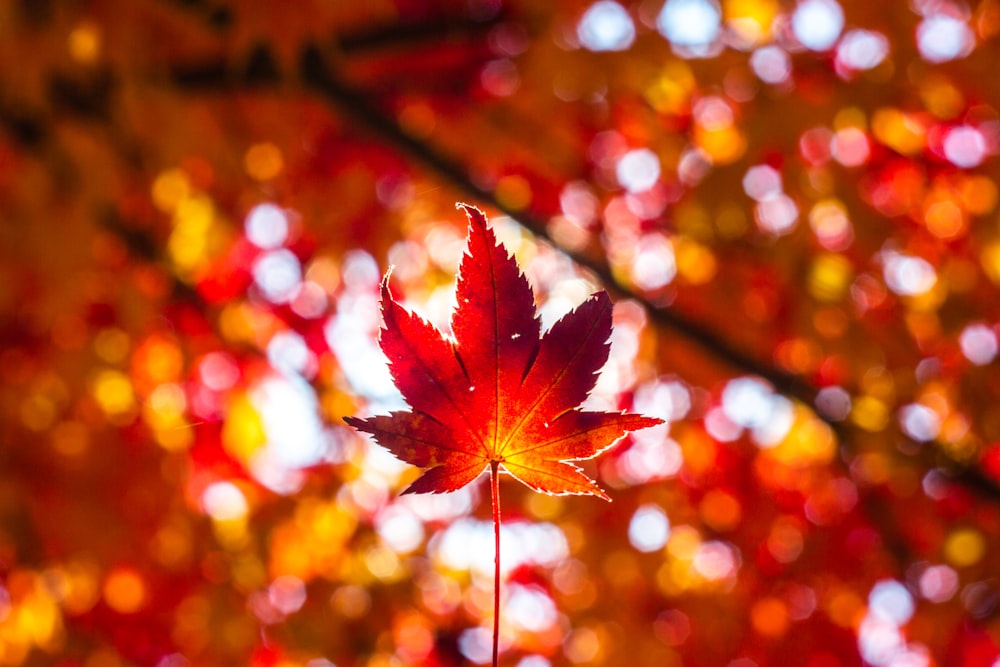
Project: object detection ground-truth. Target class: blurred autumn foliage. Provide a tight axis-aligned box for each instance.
[4,0,1000,665]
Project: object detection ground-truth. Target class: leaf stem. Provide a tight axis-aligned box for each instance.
[490,460,501,667]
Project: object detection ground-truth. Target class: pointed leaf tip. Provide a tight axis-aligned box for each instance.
[456,201,486,219]
[458,203,492,244]
[380,266,395,298]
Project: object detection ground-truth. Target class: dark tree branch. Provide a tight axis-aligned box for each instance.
[336,15,501,54]
[156,0,233,29]
[0,103,45,148]
[297,45,1000,503]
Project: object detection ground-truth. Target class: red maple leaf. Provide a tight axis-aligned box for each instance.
[345,204,661,499]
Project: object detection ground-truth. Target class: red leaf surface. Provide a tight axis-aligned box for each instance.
[345,204,661,498]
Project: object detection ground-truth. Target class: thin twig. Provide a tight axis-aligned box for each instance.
[490,460,502,667]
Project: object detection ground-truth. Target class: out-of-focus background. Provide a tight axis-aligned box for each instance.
[2,1,1000,665]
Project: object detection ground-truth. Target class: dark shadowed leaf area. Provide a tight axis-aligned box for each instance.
[2,1,1000,665]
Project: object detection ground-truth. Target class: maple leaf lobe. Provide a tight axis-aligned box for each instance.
[345,204,662,499]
